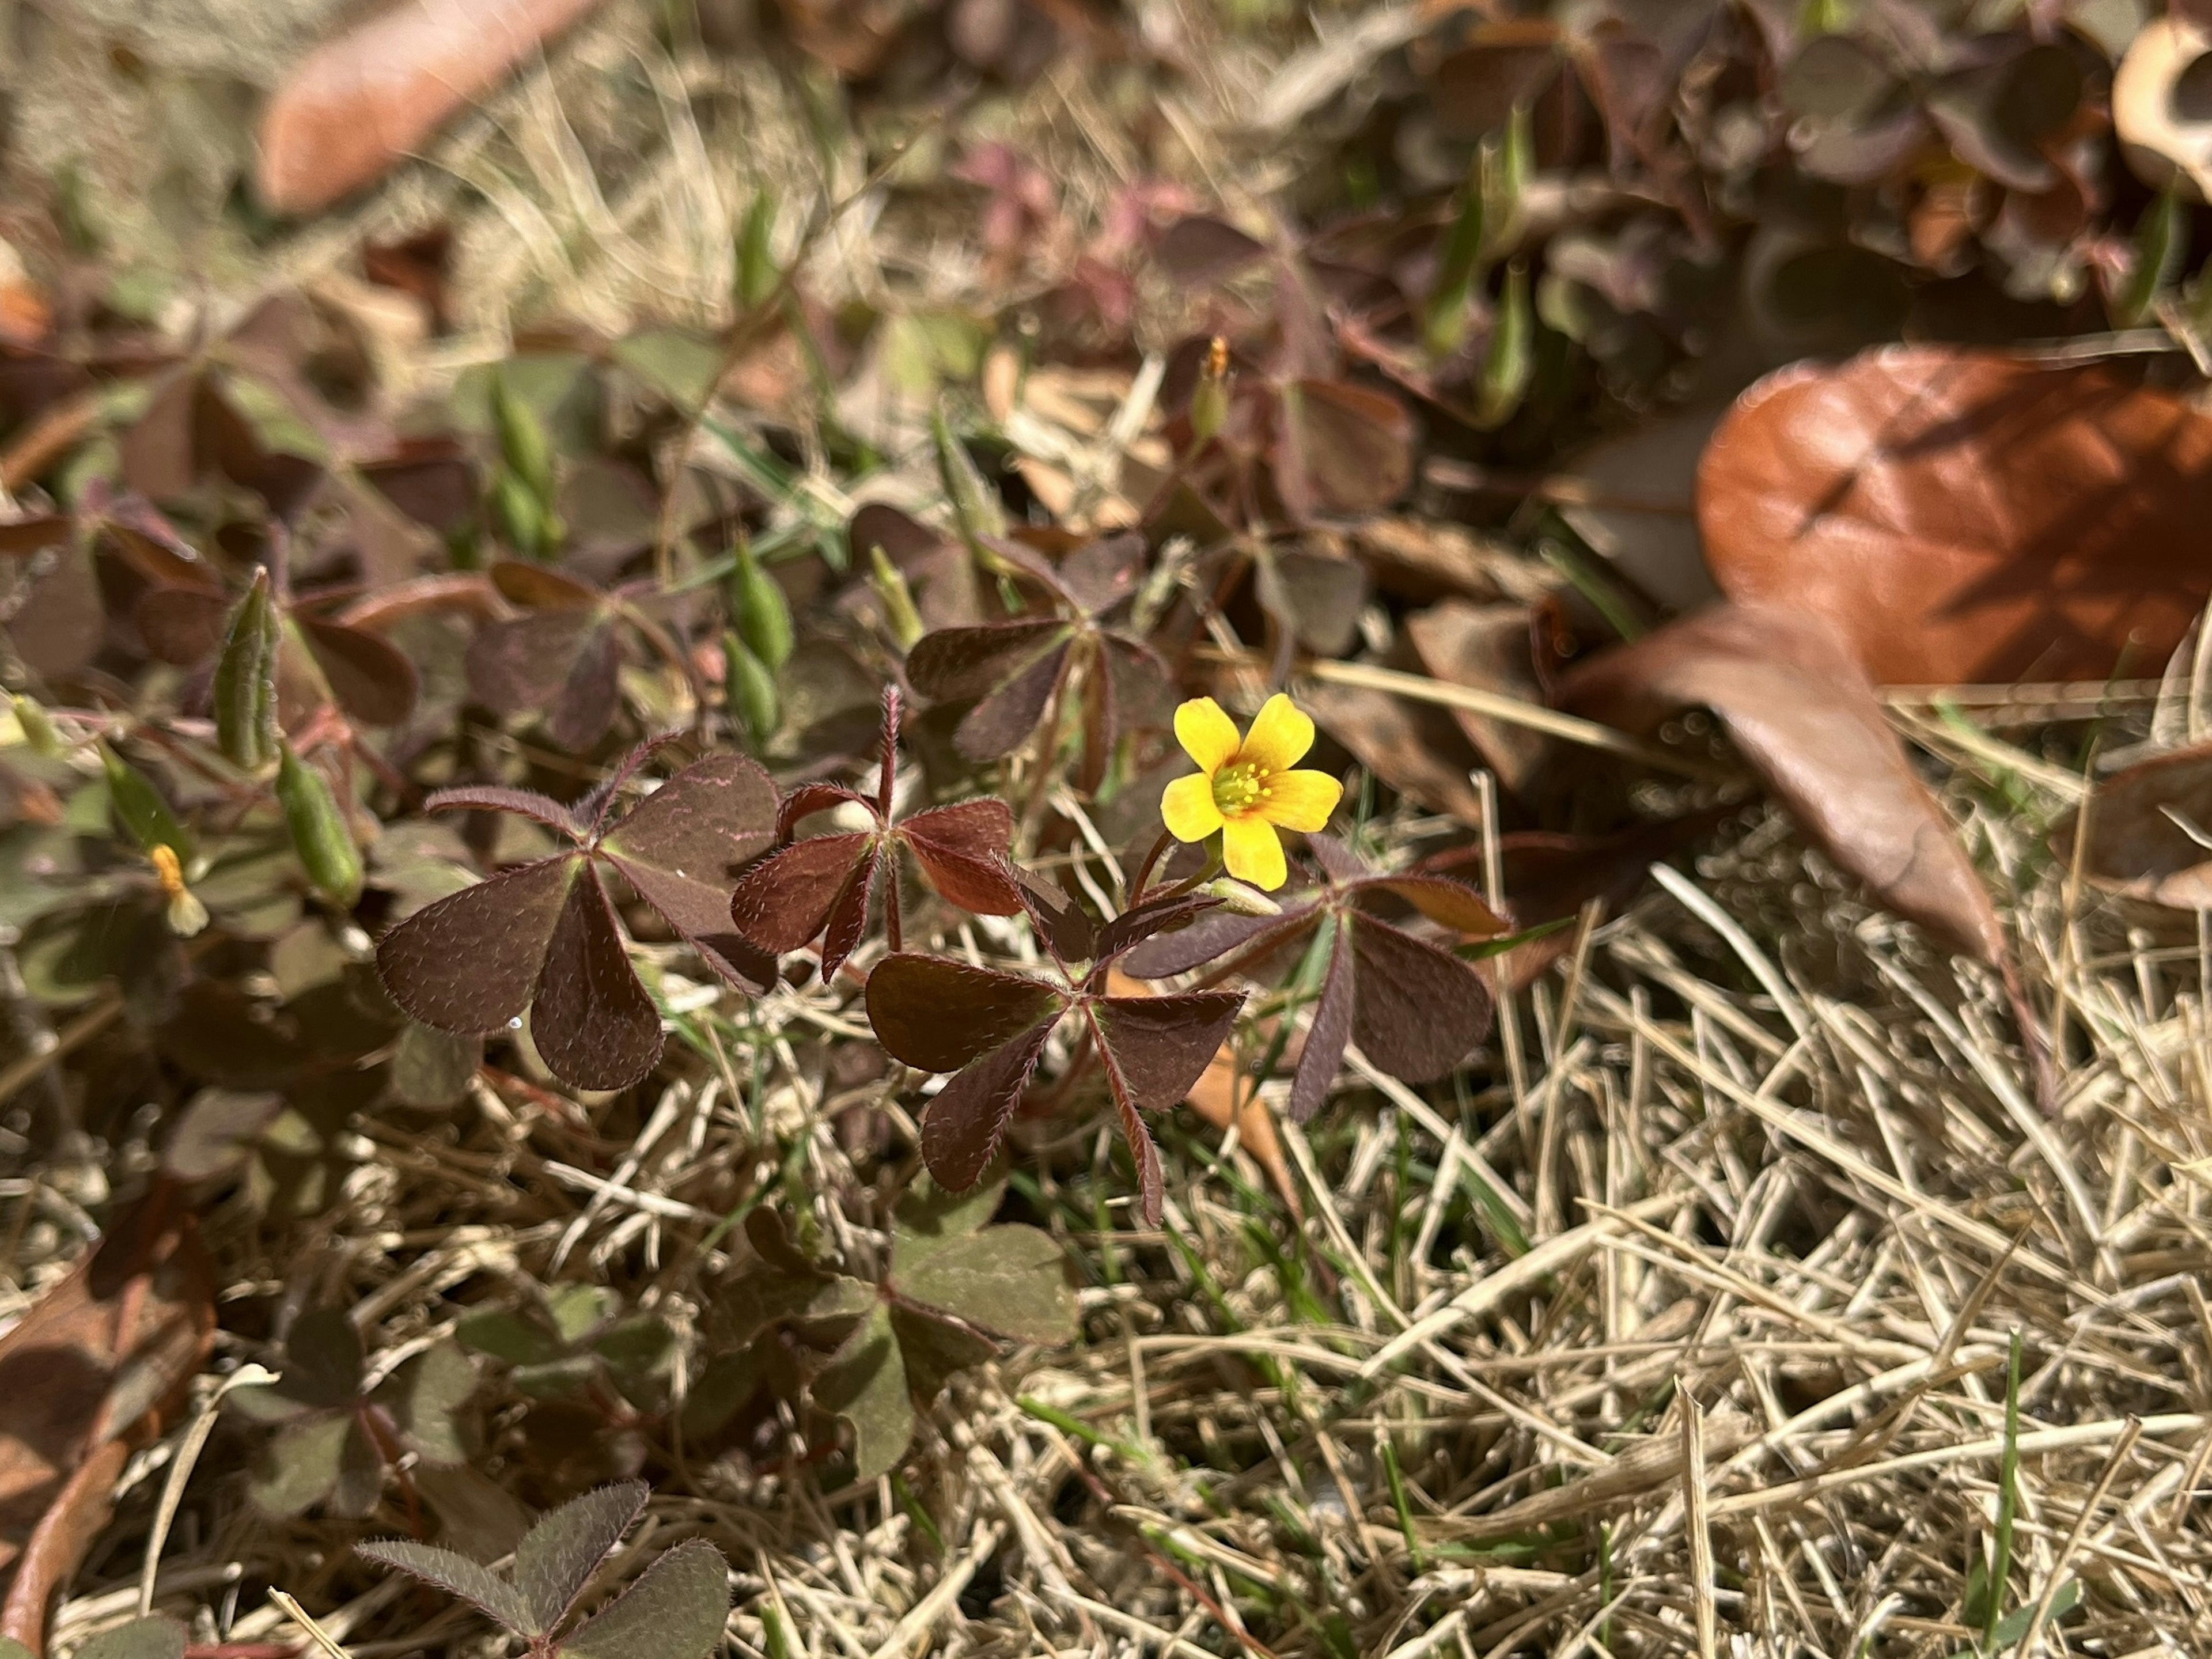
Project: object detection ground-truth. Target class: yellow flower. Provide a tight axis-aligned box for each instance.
[1160,694,1342,891]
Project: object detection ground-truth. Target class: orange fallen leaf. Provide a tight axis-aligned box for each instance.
[1699,346,2212,687]
[257,0,609,215]
[1106,969,1300,1216]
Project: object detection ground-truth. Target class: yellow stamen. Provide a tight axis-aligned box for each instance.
[1212,761,1267,816]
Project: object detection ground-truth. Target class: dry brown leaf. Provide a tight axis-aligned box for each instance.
[1350,517,1557,607]
[0,1184,215,1650]
[1105,969,1298,1215]
[257,0,609,215]
[1699,347,2212,685]
[1405,600,1559,800]
[1304,669,1488,826]
[1558,603,2005,965]
[2073,740,2212,908]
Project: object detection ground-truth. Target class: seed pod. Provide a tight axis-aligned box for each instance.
[490,468,550,558]
[1424,168,1486,358]
[933,407,1007,547]
[723,629,779,748]
[1483,105,1531,259]
[736,191,780,312]
[101,743,192,862]
[213,568,281,771]
[1475,262,1533,431]
[277,741,364,906]
[729,540,794,669]
[12,694,60,757]
[868,544,925,650]
[490,375,555,502]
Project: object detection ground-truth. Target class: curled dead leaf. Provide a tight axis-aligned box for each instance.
[1558,602,2005,965]
[2114,17,2212,201]
[1699,346,2212,685]
[2072,740,2212,908]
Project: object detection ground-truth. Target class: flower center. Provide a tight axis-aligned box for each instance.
[1212,760,1268,816]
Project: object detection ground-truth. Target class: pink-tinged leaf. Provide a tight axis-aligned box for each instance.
[600,754,779,926]
[919,1020,1059,1193]
[902,800,1022,916]
[1086,990,1245,1115]
[546,623,621,752]
[9,543,103,678]
[866,955,1067,1074]
[1056,534,1145,616]
[730,834,876,953]
[904,840,1024,918]
[905,620,1069,702]
[377,855,581,1034]
[1349,917,1491,1082]
[467,610,621,752]
[1115,908,1306,979]
[336,572,500,631]
[1275,378,1414,518]
[298,615,419,727]
[818,849,881,982]
[491,559,600,611]
[134,585,233,666]
[358,441,478,534]
[956,638,1072,760]
[1559,603,2006,965]
[531,865,662,1091]
[599,757,781,993]
[1092,895,1225,967]
[1154,215,1268,286]
[425,785,584,835]
[900,797,1013,859]
[779,783,874,838]
[1289,930,1357,1123]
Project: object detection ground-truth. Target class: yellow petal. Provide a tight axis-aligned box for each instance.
[1259,768,1342,834]
[1238,693,1315,774]
[1221,813,1287,891]
[1161,772,1224,842]
[1174,698,1242,774]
